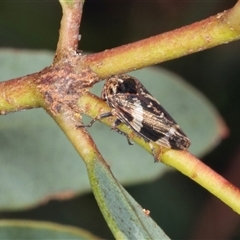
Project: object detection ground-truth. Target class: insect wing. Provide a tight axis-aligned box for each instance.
[112,92,190,150]
[137,93,190,149]
[110,94,167,147]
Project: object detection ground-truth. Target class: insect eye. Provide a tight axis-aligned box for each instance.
[117,79,137,94]
[116,83,125,93]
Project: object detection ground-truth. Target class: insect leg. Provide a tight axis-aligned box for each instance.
[78,112,134,146]
[149,142,160,163]
[111,119,134,145]
[78,112,113,128]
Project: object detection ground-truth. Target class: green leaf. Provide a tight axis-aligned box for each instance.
[0,108,90,209]
[0,220,101,239]
[87,158,170,239]
[0,48,53,79]
[0,49,224,210]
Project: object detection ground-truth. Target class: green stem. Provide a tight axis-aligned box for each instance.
[162,150,240,214]
[84,7,240,78]
[56,0,84,59]
[0,74,43,114]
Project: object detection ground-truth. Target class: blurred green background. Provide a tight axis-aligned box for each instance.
[1,0,240,239]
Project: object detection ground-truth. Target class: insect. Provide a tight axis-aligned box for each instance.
[80,74,190,161]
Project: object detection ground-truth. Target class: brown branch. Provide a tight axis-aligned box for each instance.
[0,1,86,115]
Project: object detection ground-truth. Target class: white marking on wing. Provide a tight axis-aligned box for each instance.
[156,127,176,148]
[130,101,143,132]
